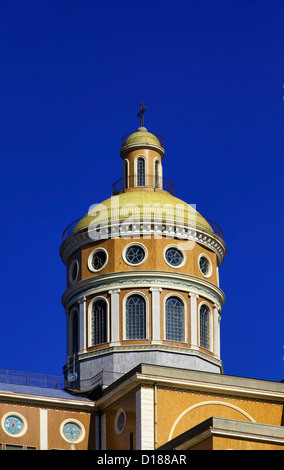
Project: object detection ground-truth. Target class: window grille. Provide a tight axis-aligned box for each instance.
[92,300,107,345]
[137,158,145,186]
[200,304,210,349]
[126,295,146,340]
[165,297,184,342]
[154,160,159,188]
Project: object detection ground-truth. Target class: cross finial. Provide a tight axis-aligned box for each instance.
[137,102,147,127]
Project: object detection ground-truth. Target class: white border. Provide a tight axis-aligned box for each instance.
[88,296,110,347]
[198,253,212,278]
[163,293,187,343]
[1,412,28,438]
[87,247,109,273]
[122,242,148,267]
[60,418,85,444]
[69,259,79,284]
[122,291,150,341]
[114,408,127,435]
[163,244,186,268]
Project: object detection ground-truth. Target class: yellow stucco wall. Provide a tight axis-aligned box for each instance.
[156,385,284,448]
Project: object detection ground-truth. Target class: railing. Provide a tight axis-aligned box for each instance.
[65,369,125,393]
[0,369,65,390]
[111,174,174,196]
[62,217,82,241]
[121,131,164,149]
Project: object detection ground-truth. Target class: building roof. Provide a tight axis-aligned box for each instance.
[73,190,213,234]
[0,381,94,409]
[124,127,161,147]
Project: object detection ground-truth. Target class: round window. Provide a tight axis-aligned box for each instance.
[92,249,107,270]
[115,409,126,435]
[124,244,146,265]
[60,419,85,444]
[199,255,212,277]
[4,416,23,435]
[1,413,27,437]
[88,248,108,272]
[165,247,184,267]
[69,260,79,284]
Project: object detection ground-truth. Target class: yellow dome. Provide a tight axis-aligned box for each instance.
[124,127,161,148]
[73,191,213,234]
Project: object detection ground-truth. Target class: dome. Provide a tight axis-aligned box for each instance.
[123,127,162,149]
[73,191,213,234]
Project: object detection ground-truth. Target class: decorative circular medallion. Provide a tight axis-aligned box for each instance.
[164,246,185,267]
[123,243,147,266]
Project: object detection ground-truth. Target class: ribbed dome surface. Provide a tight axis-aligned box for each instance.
[73,191,213,233]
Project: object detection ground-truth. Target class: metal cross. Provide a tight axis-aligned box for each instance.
[137,103,147,127]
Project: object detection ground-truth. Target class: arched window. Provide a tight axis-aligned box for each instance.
[123,160,128,189]
[165,297,184,342]
[72,311,79,355]
[137,158,145,186]
[200,304,210,350]
[92,299,107,345]
[125,295,146,340]
[154,160,159,188]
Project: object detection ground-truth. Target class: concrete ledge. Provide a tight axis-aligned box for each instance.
[158,416,284,450]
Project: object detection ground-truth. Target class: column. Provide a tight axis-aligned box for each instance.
[213,303,221,358]
[189,292,199,349]
[108,289,120,346]
[149,287,162,343]
[78,296,86,352]
[136,387,154,450]
[40,409,48,450]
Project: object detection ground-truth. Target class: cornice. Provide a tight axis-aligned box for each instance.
[0,390,95,411]
[60,220,226,266]
[61,270,225,310]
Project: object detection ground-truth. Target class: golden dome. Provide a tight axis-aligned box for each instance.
[73,191,213,234]
[125,127,161,147]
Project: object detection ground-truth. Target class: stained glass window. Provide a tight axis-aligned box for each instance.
[165,297,184,342]
[92,300,107,345]
[62,422,82,442]
[165,247,184,267]
[4,416,23,435]
[200,304,210,350]
[126,295,146,340]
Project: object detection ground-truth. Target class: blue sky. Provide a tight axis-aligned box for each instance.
[0,0,283,382]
